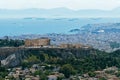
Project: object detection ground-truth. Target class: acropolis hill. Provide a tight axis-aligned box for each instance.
[0,47,93,67]
[0,38,91,67]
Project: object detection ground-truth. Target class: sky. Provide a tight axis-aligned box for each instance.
[0,0,120,10]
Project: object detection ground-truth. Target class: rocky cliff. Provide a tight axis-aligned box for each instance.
[0,48,26,67]
[0,47,97,67]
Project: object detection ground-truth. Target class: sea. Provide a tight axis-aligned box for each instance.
[0,18,120,37]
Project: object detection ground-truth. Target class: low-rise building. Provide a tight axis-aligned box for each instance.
[48,75,57,80]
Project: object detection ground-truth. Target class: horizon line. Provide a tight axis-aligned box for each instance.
[0,7,119,11]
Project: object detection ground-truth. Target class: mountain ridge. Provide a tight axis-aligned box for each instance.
[0,7,120,18]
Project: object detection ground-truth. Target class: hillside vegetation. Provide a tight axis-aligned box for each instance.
[0,47,120,79]
[21,48,120,74]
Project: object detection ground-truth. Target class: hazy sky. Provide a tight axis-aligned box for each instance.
[0,0,120,10]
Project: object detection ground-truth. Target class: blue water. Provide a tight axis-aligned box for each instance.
[0,18,120,37]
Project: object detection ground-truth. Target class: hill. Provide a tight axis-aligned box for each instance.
[0,47,120,72]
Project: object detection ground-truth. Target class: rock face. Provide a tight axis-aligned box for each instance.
[0,47,93,67]
[1,54,16,67]
[0,48,25,67]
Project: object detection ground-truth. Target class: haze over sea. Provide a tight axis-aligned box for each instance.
[0,18,120,37]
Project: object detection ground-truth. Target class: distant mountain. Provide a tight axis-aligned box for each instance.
[0,7,120,18]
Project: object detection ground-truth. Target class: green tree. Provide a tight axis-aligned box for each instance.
[0,67,8,78]
[116,71,120,77]
[59,64,76,78]
[27,55,40,63]
[99,77,107,80]
[88,71,96,77]
[33,70,42,76]
[40,74,47,80]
